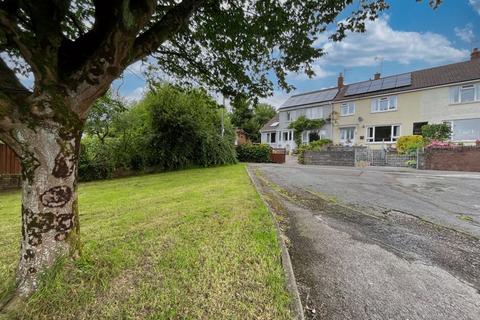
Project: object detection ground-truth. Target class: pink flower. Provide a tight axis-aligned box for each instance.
[426,140,454,149]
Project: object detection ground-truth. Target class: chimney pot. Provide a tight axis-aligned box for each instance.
[338,73,344,88]
[471,48,480,60]
[374,72,381,80]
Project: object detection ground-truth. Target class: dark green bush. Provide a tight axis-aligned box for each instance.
[421,123,451,141]
[236,144,271,162]
[143,84,237,170]
[297,139,332,164]
[78,138,116,181]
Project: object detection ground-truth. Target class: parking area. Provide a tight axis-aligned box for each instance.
[259,162,480,237]
[250,163,480,320]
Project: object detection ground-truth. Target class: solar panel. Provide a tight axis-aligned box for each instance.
[344,73,412,97]
[281,88,339,108]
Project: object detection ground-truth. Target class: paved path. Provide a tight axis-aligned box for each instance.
[249,164,480,320]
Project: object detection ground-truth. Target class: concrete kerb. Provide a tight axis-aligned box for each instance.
[245,165,305,320]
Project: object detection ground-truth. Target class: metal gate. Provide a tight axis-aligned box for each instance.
[355,147,417,168]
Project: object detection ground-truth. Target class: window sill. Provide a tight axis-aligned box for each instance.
[449,101,480,106]
[366,141,397,144]
[370,109,397,114]
[340,114,355,117]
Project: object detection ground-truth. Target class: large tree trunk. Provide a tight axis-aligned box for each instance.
[15,121,82,297]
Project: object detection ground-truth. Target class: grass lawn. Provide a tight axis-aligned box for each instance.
[0,164,291,319]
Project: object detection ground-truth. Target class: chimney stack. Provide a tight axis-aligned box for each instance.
[337,73,344,88]
[471,48,480,60]
[374,72,381,80]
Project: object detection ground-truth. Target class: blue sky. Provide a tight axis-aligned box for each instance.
[116,0,480,108]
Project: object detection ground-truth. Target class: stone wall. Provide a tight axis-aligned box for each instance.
[423,147,480,172]
[0,174,22,191]
[304,148,355,166]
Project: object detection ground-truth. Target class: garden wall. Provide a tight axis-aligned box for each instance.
[423,147,480,172]
[303,148,355,166]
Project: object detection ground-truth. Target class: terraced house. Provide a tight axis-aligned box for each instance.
[260,87,339,151]
[261,48,480,149]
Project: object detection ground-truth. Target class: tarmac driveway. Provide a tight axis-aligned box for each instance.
[249,163,480,320]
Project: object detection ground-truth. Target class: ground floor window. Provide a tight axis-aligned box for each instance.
[447,118,480,141]
[366,125,400,143]
[266,132,276,143]
[282,130,293,141]
[413,122,428,135]
[340,127,355,143]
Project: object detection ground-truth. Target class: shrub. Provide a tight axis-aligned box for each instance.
[143,84,237,170]
[297,139,332,164]
[426,140,454,149]
[421,123,451,141]
[236,144,271,162]
[396,135,425,154]
[288,116,326,147]
[79,138,116,181]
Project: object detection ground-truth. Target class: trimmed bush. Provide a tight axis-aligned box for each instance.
[236,144,271,162]
[297,139,332,164]
[421,123,451,141]
[396,135,425,154]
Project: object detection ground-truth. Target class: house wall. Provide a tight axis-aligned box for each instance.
[333,91,422,148]
[420,84,480,123]
[264,103,333,151]
[333,82,480,148]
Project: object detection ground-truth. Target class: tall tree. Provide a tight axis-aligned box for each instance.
[0,0,439,299]
[84,91,126,144]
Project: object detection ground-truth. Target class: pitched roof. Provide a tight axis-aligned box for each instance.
[260,114,279,132]
[335,58,480,101]
[279,87,338,110]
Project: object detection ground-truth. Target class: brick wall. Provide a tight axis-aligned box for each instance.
[423,147,480,172]
[304,149,355,166]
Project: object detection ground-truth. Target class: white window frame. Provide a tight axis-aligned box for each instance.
[306,107,324,119]
[340,102,355,116]
[371,96,397,113]
[339,127,355,143]
[444,119,480,141]
[286,111,291,122]
[365,125,401,143]
[450,83,480,104]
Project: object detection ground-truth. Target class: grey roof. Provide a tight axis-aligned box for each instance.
[336,57,480,101]
[280,87,338,109]
[260,114,279,132]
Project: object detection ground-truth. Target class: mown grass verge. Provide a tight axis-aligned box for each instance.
[0,164,291,319]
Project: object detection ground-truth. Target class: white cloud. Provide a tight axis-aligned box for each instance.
[455,23,476,43]
[287,65,334,81]
[259,90,290,108]
[124,86,147,102]
[470,0,480,15]
[317,16,469,67]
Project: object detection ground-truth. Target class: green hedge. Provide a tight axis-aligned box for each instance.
[236,144,271,163]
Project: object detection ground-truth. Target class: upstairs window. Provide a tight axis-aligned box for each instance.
[306,107,324,119]
[371,96,397,113]
[286,111,291,121]
[340,102,355,116]
[450,84,479,104]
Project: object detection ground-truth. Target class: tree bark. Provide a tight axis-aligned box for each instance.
[14,120,82,297]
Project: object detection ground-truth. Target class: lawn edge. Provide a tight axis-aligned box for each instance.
[245,165,305,320]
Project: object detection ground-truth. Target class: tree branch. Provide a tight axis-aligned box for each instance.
[0,8,39,76]
[131,0,205,62]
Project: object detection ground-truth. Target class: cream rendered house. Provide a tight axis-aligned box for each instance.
[332,49,480,148]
